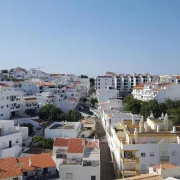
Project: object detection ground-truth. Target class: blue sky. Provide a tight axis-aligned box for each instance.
[0,0,180,77]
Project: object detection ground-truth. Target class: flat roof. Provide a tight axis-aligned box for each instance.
[22,148,52,155]
[119,173,161,180]
[49,124,75,130]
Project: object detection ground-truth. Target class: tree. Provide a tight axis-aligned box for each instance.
[90,98,98,108]
[59,110,82,122]
[39,104,63,120]
[32,136,53,149]
[124,99,141,114]
[90,78,95,88]
[80,75,88,78]
[123,95,134,104]
[20,123,34,136]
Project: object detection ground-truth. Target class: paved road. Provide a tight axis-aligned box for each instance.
[95,118,116,180]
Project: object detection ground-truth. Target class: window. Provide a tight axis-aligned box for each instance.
[0,114,3,116]
[13,178,18,180]
[66,173,73,179]
[71,94,74,97]
[141,153,146,157]
[16,140,19,143]
[150,152,154,157]
[1,106,3,109]
[172,151,177,156]
[23,172,28,176]
[7,96,9,100]
[141,164,146,170]
[91,176,96,180]
[7,105,8,108]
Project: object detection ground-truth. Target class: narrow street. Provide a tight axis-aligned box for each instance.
[95,118,116,180]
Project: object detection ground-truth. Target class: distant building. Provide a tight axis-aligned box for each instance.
[96,72,159,94]
[132,83,180,103]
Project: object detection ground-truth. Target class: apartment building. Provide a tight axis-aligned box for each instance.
[0,153,58,180]
[96,72,159,94]
[53,138,100,180]
[44,121,81,140]
[96,88,119,102]
[132,83,180,103]
[0,120,28,158]
[0,83,23,120]
[108,112,180,178]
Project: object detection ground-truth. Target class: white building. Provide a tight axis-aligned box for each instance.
[53,138,100,180]
[96,88,119,103]
[0,120,28,158]
[132,83,180,103]
[44,121,81,140]
[107,112,180,178]
[96,72,159,94]
[149,164,180,179]
[0,153,58,180]
[0,83,23,120]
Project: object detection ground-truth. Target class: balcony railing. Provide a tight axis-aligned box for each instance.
[160,156,169,162]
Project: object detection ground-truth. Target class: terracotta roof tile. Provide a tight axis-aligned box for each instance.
[67,138,85,153]
[67,98,77,102]
[17,153,56,172]
[35,82,55,86]
[0,157,22,179]
[54,138,69,147]
[134,84,144,89]
[85,140,98,148]
[153,163,177,170]
[97,76,112,78]
[0,83,10,87]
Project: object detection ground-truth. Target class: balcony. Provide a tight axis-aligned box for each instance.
[160,156,169,163]
[121,157,139,163]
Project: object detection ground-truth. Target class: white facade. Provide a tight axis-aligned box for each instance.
[96,72,158,93]
[107,113,180,178]
[45,122,81,140]
[96,89,119,102]
[0,85,23,120]
[132,83,180,103]
[0,120,28,158]
[53,138,100,180]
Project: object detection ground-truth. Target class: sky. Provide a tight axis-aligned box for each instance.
[0,0,180,77]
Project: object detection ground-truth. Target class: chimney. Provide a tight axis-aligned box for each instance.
[161,112,164,119]
[144,122,148,132]
[18,163,23,169]
[150,111,154,119]
[134,128,138,143]
[132,116,135,125]
[140,116,144,123]
[121,119,124,124]
[157,125,159,132]
[164,113,169,131]
[28,158,32,167]
[173,126,176,133]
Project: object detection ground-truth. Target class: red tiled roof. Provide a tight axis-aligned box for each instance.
[66,86,76,89]
[67,138,85,153]
[67,98,77,102]
[99,101,108,105]
[97,76,112,78]
[0,157,22,179]
[75,81,81,84]
[176,76,180,79]
[54,138,69,147]
[85,140,98,148]
[35,82,55,86]
[153,164,177,170]
[49,74,59,76]
[134,84,144,89]
[0,83,10,87]
[17,153,56,172]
